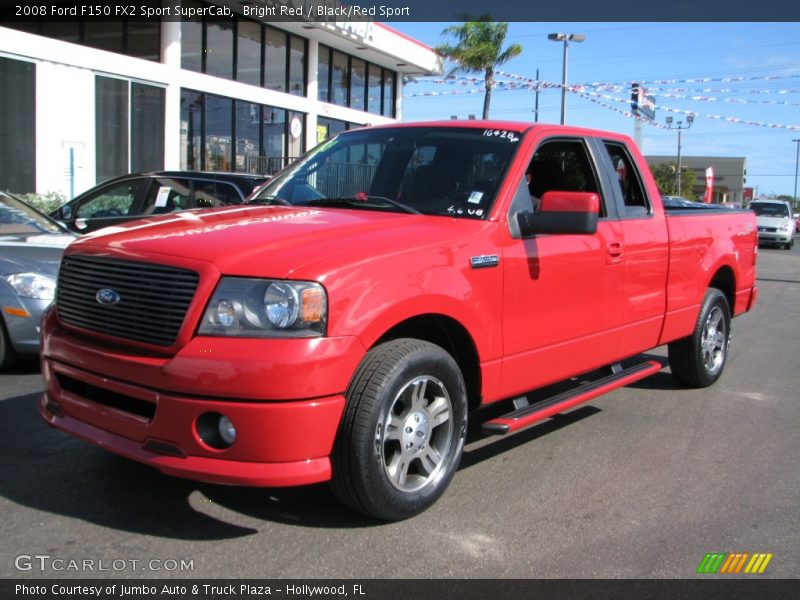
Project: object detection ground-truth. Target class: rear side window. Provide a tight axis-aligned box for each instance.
[141,178,192,215]
[603,142,650,216]
[75,179,148,219]
[193,181,243,208]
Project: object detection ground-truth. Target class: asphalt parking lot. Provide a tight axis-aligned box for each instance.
[1,241,798,580]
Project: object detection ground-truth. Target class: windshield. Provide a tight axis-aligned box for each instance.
[0,192,65,235]
[250,126,521,219]
[750,203,790,218]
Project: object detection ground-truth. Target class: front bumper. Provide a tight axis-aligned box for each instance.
[40,310,366,487]
[757,231,793,245]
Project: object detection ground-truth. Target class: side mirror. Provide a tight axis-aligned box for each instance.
[60,205,73,221]
[517,191,599,236]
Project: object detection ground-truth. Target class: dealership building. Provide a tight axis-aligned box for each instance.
[646,155,747,206]
[0,2,441,197]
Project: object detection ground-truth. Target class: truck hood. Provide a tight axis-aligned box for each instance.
[70,205,456,278]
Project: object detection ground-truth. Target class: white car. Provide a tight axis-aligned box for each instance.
[749,199,794,249]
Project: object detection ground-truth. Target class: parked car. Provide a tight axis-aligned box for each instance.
[0,191,76,369]
[748,199,794,249]
[51,171,270,234]
[794,212,799,233]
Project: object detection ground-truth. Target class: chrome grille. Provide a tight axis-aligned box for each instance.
[57,255,199,347]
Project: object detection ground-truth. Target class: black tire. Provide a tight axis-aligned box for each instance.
[0,317,18,372]
[331,338,468,521]
[668,288,731,388]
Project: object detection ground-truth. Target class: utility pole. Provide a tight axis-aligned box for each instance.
[666,115,694,196]
[534,68,540,123]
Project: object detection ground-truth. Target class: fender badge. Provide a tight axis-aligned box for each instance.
[470,255,500,269]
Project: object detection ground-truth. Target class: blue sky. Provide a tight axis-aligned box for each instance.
[390,22,800,198]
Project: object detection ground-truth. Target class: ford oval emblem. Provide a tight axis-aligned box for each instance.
[95,288,121,305]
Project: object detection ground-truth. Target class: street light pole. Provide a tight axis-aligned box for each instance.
[548,33,585,125]
[792,139,800,210]
[666,115,694,196]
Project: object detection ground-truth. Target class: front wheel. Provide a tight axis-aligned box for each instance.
[0,317,18,372]
[668,288,731,388]
[331,339,468,521]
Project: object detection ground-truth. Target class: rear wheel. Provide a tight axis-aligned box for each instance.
[331,339,468,521]
[668,288,731,388]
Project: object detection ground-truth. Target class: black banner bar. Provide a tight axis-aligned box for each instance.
[0,0,798,23]
[2,579,799,600]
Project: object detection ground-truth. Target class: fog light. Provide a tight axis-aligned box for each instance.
[218,415,237,445]
[196,412,236,450]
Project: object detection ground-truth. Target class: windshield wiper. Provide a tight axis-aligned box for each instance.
[247,195,293,207]
[306,196,422,215]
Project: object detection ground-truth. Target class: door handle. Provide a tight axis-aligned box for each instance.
[607,241,624,264]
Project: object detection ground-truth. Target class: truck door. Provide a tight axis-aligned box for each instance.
[596,139,669,357]
[500,137,625,397]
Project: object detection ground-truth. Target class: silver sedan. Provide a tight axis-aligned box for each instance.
[0,192,76,369]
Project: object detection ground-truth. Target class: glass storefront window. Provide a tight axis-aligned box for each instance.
[180,91,204,171]
[131,83,165,174]
[97,77,165,182]
[289,36,306,97]
[331,51,348,107]
[181,18,203,73]
[367,64,382,116]
[318,46,331,102]
[180,90,305,176]
[0,58,36,193]
[265,27,287,93]
[205,21,234,80]
[383,70,396,117]
[205,95,233,171]
[263,108,287,173]
[84,22,124,54]
[237,20,262,86]
[236,102,261,172]
[350,58,366,111]
[95,77,129,183]
[127,22,161,61]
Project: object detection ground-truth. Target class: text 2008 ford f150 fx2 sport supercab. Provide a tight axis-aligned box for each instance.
[40,122,758,521]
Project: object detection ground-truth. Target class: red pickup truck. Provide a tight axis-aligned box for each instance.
[40,122,758,521]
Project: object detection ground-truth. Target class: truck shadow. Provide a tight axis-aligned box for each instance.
[0,353,675,534]
[0,391,374,538]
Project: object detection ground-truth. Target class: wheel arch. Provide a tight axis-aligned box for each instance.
[373,314,482,412]
[708,264,736,313]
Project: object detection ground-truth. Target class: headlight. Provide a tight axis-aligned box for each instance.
[4,273,56,300]
[198,277,327,338]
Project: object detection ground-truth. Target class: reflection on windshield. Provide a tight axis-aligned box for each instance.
[0,193,64,235]
[251,127,521,219]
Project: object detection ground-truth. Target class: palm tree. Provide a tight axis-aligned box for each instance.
[435,17,522,120]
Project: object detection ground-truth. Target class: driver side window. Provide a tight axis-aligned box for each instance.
[523,139,604,216]
[76,179,148,219]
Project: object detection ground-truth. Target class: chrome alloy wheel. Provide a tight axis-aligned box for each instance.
[701,305,727,374]
[376,376,453,493]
